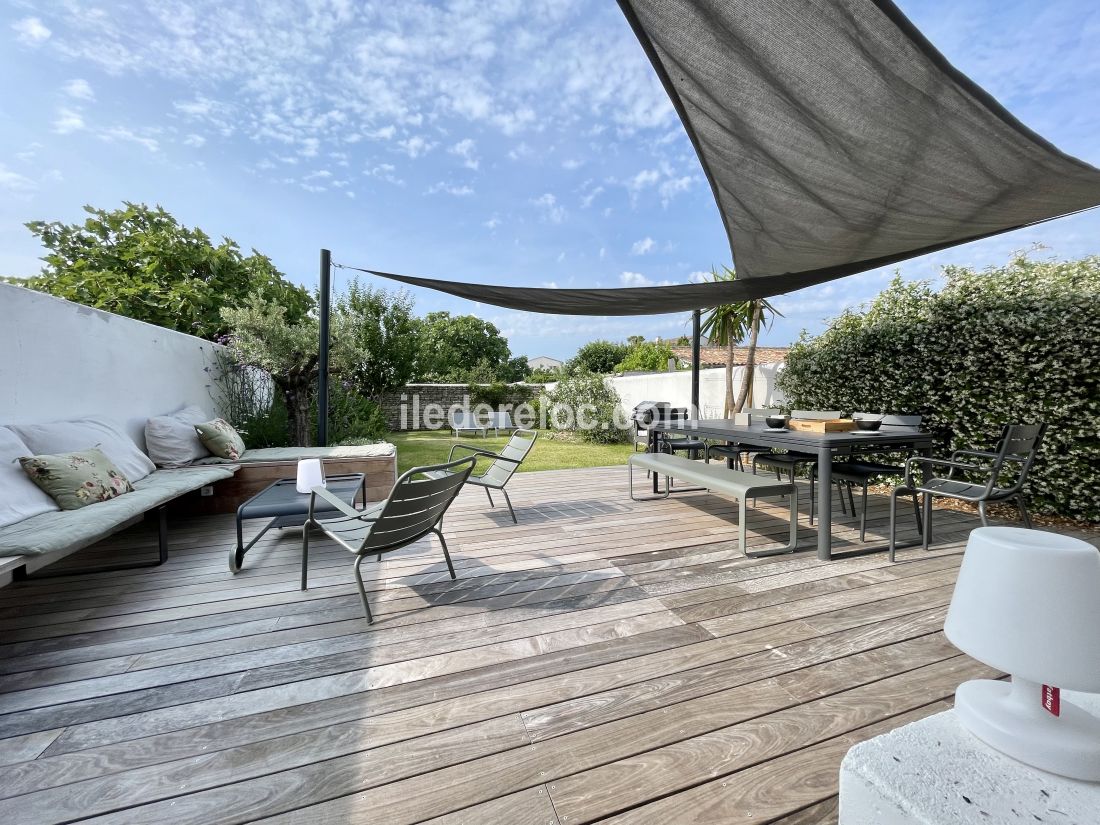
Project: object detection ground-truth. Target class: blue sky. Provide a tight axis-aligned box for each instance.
[2,0,1099,360]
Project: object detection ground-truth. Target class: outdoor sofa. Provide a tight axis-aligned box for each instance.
[0,409,398,584]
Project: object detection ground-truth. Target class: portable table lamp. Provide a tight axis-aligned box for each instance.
[295,458,327,494]
[944,526,1100,781]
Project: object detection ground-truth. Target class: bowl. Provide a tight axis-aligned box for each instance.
[854,418,882,431]
[765,415,788,429]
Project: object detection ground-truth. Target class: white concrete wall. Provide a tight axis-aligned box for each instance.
[607,363,786,417]
[0,283,224,449]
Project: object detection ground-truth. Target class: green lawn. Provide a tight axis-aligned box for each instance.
[387,429,634,475]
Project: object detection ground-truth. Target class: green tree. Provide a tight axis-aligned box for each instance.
[219,294,328,447]
[566,340,631,374]
[613,340,676,373]
[416,311,513,381]
[700,267,780,415]
[21,202,312,339]
[337,279,419,404]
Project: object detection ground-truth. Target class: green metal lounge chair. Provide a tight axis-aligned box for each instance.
[427,429,538,524]
[301,455,476,622]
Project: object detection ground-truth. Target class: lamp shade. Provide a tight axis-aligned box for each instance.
[945,526,1100,690]
[295,459,326,494]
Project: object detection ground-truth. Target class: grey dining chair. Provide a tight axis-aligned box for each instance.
[752,410,844,489]
[706,407,779,469]
[810,414,924,541]
[888,423,1047,561]
[301,455,477,623]
[426,429,538,524]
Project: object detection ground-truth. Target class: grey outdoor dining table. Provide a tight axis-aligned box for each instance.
[648,419,934,560]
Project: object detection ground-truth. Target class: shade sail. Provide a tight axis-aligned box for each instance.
[363,0,1100,316]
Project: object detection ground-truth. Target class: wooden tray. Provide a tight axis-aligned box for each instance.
[787,418,857,433]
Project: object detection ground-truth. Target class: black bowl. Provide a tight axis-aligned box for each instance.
[854,418,882,431]
[765,415,788,429]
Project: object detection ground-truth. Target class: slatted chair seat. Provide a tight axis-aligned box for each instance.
[424,429,537,524]
[301,455,477,622]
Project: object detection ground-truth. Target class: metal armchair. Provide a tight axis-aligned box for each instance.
[888,423,1047,561]
[427,429,538,524]
[301,455,476,622]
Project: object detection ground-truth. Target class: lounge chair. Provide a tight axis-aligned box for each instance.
[301,455,476,622]
[450,411,487,437]
[427,429,538,524]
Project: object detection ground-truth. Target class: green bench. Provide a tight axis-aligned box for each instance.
[628,452,800,558]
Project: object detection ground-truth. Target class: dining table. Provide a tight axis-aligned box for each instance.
[648,419,934,560]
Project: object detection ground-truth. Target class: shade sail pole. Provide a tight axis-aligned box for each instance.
[691,309,701,418]
[317,248,331,447]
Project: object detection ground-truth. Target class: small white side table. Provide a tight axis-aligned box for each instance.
[839,692,1100,824]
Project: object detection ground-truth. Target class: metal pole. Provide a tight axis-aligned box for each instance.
[691,309,701,418]
[317,248,331,447]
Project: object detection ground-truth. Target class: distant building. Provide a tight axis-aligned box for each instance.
[670,345,790,368]
[528,355,564,371]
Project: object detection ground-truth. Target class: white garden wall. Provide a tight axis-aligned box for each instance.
[0,283,223,449]
[607,363,785,417]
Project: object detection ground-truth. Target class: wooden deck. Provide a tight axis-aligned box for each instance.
[0,465,1087,824]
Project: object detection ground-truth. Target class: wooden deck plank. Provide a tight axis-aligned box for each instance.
[0,465,1064,824]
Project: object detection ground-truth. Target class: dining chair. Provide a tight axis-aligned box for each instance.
[888,423,1047,561]
[707,407,779,469]
[810,414,924,540]
[752,410,844,483]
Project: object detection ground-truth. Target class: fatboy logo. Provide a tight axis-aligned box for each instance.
[1042,684,1061,717]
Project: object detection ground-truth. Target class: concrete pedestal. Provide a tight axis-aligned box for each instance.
[839,691,1100,824]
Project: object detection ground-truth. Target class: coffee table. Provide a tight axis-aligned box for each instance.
[229,473,367,572]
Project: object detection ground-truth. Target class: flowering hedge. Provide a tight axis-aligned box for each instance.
[776,253,1100,521]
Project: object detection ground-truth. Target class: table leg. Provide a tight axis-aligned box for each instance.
[816,446,832,561]
[650,428,660,493]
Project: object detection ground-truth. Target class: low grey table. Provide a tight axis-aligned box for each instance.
[230,474,366,572]
[650,419,933,560]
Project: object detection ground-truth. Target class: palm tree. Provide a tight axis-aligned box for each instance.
[699,267,780,415]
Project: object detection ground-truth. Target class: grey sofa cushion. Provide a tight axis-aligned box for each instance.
[0,466,235,556]
[194,444,395,464]
[145,405,211,468]
[11,417,156,483]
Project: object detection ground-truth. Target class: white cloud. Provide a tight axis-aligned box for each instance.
[427,181,474,196]
[52,108,85,134]
[628,169,661,191]
[631,237,656,255]
[12,17,50,46]
[63,79,95,101]
[449,138,479,170]
[620,270,675,287]
[484,215,502,230]
[98,126,159,152]
[532,193,565,224]
[183,133,206,148]
[366,163,404,185]
[398,135,434,158]
[562,158,584,170]
[580,184,604,209]
[0,164,37,194]
[598,247,607,260]
[688,270,711,283]
[542,280,559,289]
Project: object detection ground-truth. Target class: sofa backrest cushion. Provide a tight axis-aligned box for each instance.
[145,405,212,468]
[0,426,60,528]
[10,417,156,483]
[19,447,134,510]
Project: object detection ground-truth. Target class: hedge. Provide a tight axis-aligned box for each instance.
[776,253,1100,522]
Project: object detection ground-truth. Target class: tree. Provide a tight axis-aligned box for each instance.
[220,294,327,447]
[566,340,631,375]
[21,202,312,339]
[416,311,513,382]
[700,267,780,415]
[337,280,419,404]
[613,340,677,373]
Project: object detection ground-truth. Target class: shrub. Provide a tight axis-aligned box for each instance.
[316,384,388,444]
[776,252,1100,521]
[567,340,631,374]
[548,371,629,444]
[614,340,677,373]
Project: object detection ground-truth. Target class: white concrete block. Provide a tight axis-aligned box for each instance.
[839,692,1100,824]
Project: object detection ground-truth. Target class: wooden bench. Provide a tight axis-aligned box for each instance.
[627,452,799,557]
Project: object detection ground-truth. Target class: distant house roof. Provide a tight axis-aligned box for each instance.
[528,355,564,367]
[670,345,789,368]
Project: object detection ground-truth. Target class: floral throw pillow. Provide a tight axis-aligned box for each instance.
[19,448,134,510]
[194,418,246,460]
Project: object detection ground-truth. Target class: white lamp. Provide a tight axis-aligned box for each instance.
[944,526,1100,780]
[295,458,327,494]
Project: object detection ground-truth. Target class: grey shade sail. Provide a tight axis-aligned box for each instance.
[359,0,1100,316]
